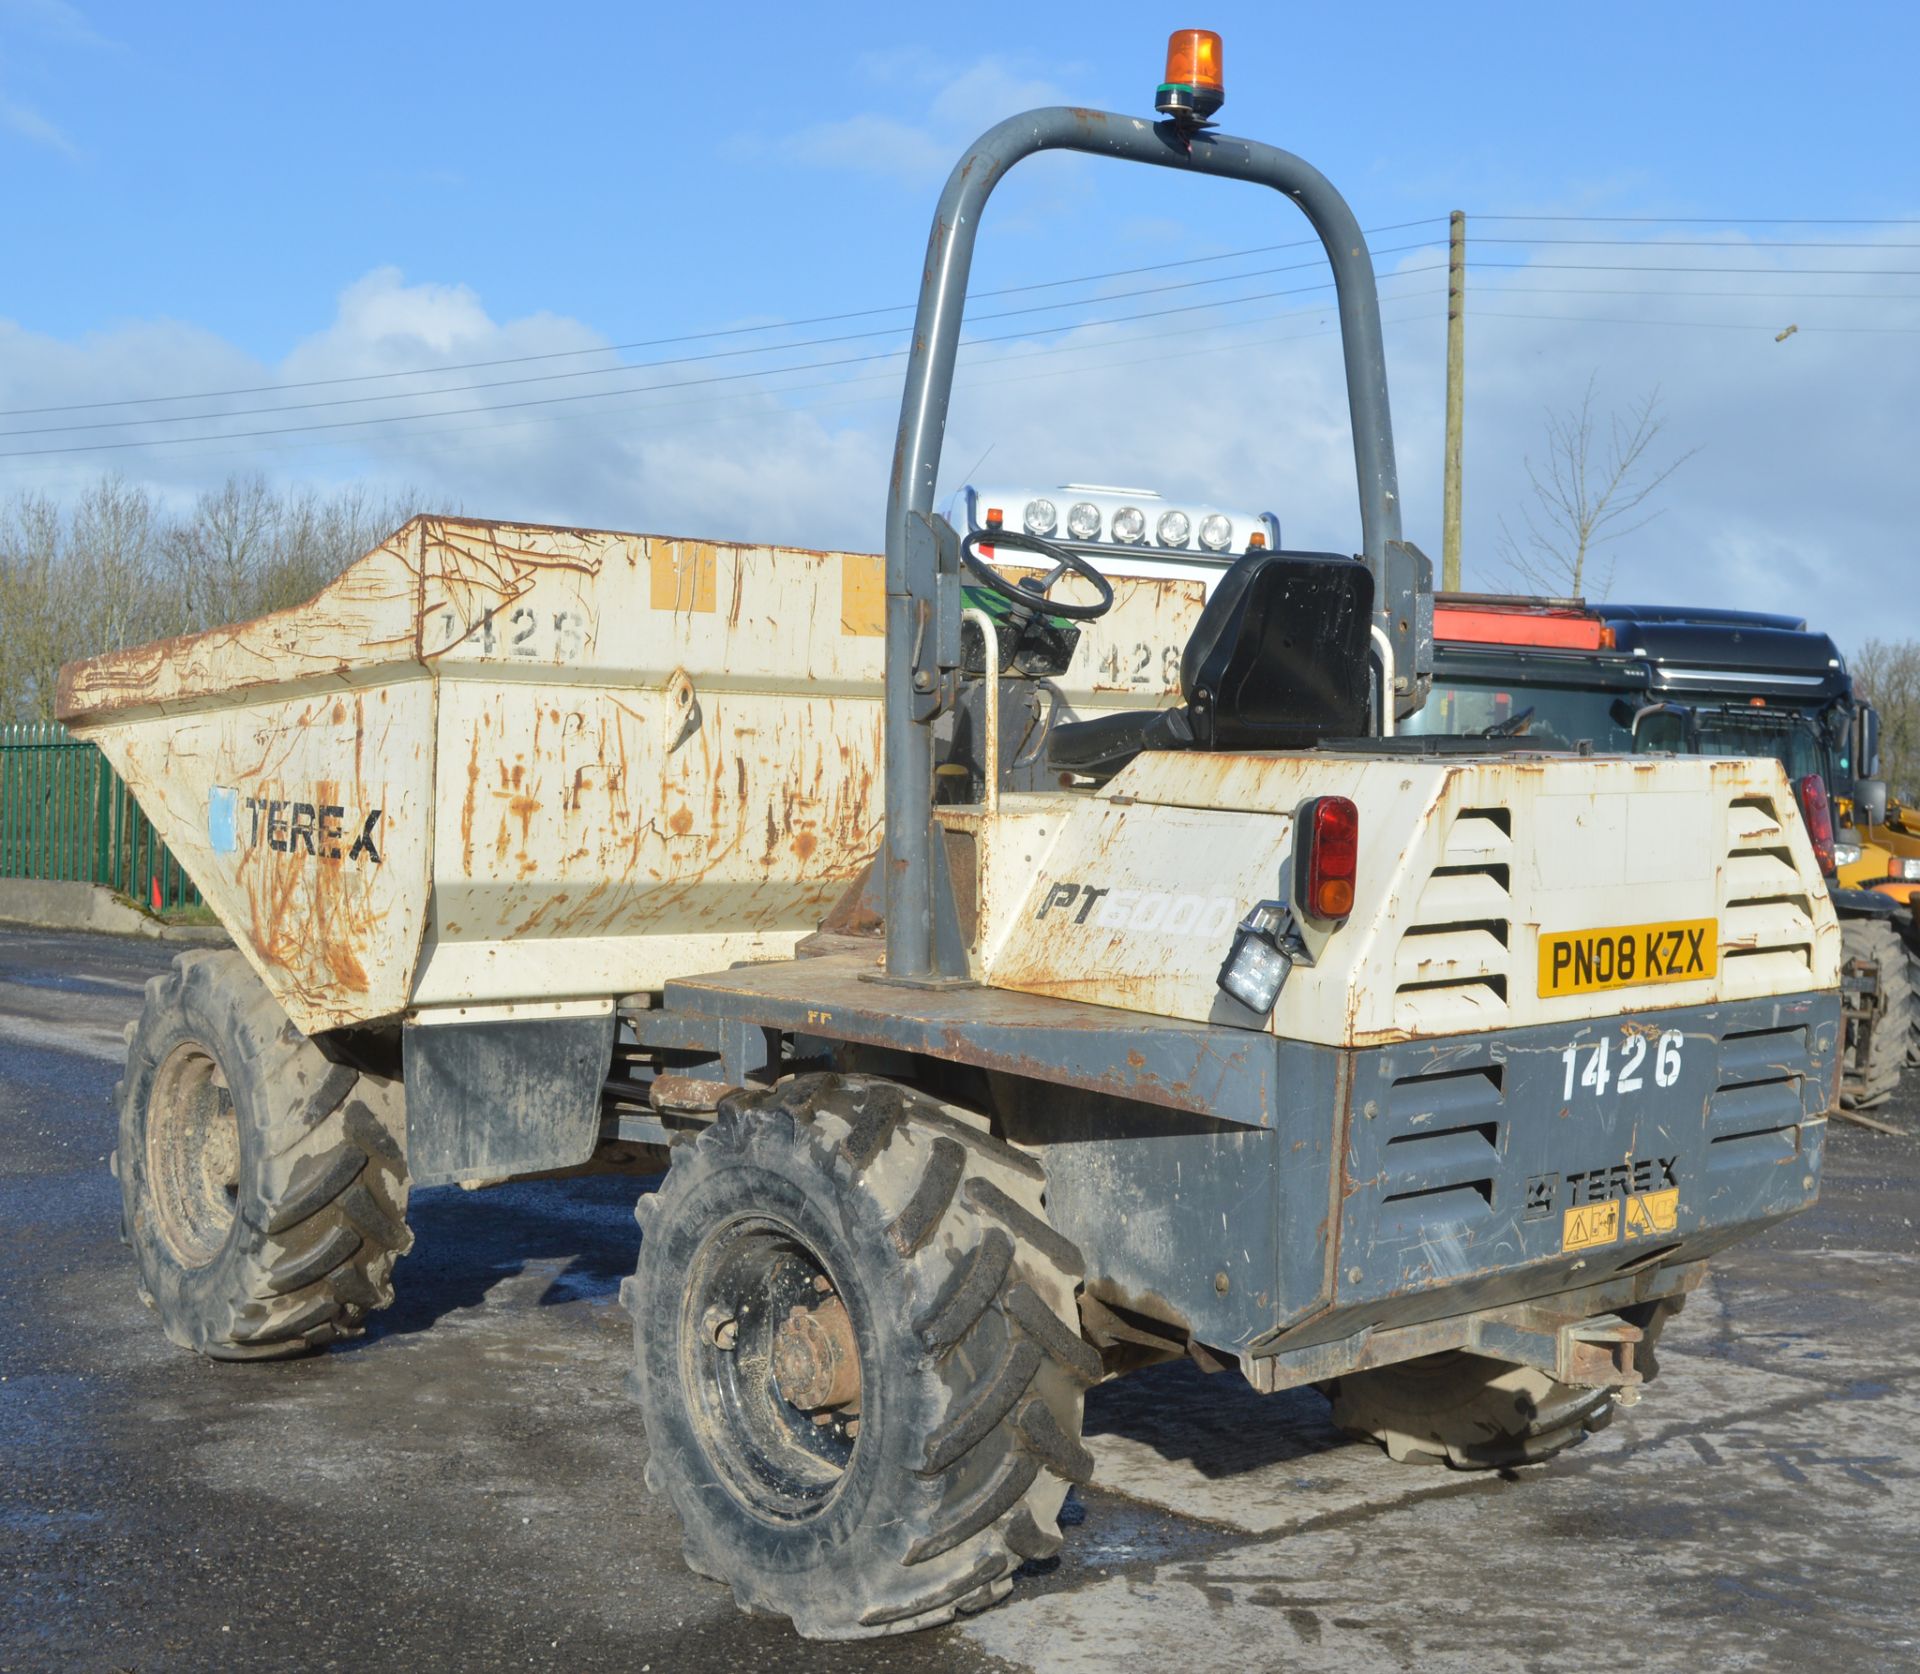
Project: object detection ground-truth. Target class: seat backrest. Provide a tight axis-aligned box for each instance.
[1180,551,1375,749]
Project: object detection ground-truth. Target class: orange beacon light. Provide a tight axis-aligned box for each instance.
[1157,29,1224,122]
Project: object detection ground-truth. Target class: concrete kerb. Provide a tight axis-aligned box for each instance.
[0,879,228,945]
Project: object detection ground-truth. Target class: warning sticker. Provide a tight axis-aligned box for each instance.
[1625,1187,1680,1239]
[1562,1201,1621,1253]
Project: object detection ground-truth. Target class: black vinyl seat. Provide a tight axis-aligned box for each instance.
[1048,551,1375,778]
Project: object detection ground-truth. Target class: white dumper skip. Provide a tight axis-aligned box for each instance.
[58,513,1197,1033]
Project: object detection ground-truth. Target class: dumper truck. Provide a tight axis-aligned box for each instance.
[58,33,1841,1640]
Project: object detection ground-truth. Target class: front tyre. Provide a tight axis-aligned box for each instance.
[625,1074,1096,1639]
[116,949,411,1359]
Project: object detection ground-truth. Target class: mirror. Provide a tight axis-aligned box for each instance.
[1857,706,1883,780]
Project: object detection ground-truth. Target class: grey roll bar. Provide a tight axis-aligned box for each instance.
[882,106,1408,984]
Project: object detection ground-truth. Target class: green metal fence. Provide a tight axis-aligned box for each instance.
[0,722,202,912]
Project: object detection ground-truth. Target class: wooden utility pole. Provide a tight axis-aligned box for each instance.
[1442,209,1465,593]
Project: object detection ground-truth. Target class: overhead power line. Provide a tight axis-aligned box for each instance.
[1472,237,1920,250]
[0,297,1445,475]
[1474,260,1920,276]
[0,266,1448,461]
[1473,308,1920,336]
[1469,282,1920,302]
[0,217,1448,420]
[0,241,1449,441]
[1472,213,1920,225]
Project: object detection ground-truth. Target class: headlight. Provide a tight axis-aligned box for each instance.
[1111,506,1146,544]
[1023,497,1057,537]
[1833,842,1863,869]
[1066,501,1102,541]
[1198,513,1233,552]
[1156,509,1191,548]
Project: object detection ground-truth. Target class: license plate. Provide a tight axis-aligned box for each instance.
[1537,917,1717,997]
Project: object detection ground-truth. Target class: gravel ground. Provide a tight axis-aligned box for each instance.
[3,925,1915,1673]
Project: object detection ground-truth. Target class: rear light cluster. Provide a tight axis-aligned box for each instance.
[1889,856,1920,882]
[1214,796,1360,1018]
[1298,796,1359,921]
[1796,774,1836,875]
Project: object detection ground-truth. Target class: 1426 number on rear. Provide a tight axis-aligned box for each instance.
[1561,1031,1683,1101]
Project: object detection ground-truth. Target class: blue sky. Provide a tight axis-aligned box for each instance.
[2,1,1917,645]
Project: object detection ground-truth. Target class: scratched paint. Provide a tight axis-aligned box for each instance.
[55,515,1215,1032]
[55,516,1837,1042]
[970,754,1840,1048]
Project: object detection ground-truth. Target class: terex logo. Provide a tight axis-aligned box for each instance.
[1033,879,1238,939]
[208,786,384,865]
[1564,1154,1678,1208]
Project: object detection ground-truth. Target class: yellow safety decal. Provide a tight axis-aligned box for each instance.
[1538,917,1717,998]
[840,553,886,637]
[649,541,718,614]
[1562,1201,1621,1253]
[1625,1187,1680,1239]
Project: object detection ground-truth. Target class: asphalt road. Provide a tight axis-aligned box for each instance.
[3,924,1917,1673]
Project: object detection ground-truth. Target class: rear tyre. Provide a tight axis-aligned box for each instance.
[1839,917,1910,1109]
[1324,1300,1679,1470]
[625,1073,1095,1640]
[116,949,411,1359]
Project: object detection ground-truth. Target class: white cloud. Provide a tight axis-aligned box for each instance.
[0,0,119,154]
[783,112,956,185]
[783,54,1071,187]
[0,92,74,155]
[0,234,1914,659]
[0,0,112,48]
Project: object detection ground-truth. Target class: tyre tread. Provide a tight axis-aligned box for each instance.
[120,949,410,1361]
[631,1071,1093,1640]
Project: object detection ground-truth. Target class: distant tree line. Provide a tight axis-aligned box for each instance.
[1854,639,1920,804]
[4,474,1915,803]
[0,475,416,723]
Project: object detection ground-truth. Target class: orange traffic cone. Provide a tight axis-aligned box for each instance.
[150,875,162,914]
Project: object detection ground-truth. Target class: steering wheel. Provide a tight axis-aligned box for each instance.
[959,527,1115,622]
[1479,705,1537,738]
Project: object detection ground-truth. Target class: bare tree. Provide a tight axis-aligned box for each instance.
[68,477,165,654]
[0,492,66,721]
[1854,638,1920,802]
[0,474,422,724]
[159,474,280,630]
[1497,376,1697,599]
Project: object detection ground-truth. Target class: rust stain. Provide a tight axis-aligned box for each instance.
[461,728,480,876]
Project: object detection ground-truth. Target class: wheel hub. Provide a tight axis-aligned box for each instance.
[772,1292,861,1416]
[145,1041,241,1268]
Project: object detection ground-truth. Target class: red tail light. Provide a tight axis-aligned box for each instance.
[1298,796,1359,922]
[1796,773,1835,874]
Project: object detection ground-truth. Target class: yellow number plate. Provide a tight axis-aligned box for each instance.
[1538,918,1717,997]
